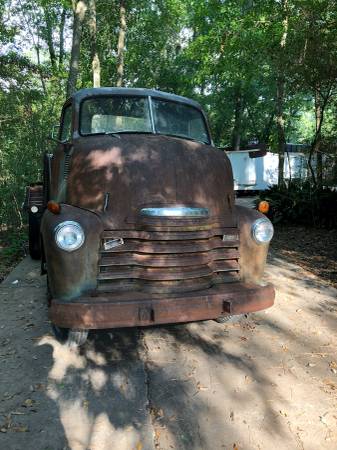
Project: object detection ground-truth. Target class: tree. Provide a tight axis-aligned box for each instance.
[88,0,100,87]
[116,0,126,87]
[292,0,337,187]
[66,0,87,97]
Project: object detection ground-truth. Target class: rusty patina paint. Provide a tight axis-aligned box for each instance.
[50,282,275,329]
[41,87,275,330]
[54,134,236,230]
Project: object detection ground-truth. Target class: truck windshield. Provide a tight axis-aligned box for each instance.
[80,96,152,135]
[152,99,210,144]
[80,95,210,144]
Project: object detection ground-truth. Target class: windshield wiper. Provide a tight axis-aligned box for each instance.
[83,131,120,139]
[157,132,209,145]
[111,130,153,135]
[84,130,153,138]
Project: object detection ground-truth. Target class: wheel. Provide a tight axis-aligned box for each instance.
[51,324,88,347]
[215,314,248,324]
[67,329,89,347]
[28,212,41,260]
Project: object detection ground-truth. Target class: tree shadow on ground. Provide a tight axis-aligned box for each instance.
[36,252,337,450]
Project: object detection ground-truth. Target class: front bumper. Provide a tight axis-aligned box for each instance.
[49,282,275,329]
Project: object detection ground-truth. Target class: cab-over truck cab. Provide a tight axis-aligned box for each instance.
[24,88,275,345]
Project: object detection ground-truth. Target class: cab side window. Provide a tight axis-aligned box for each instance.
[60,104,72,142]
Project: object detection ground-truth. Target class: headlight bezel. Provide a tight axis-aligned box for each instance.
[251,217,274,245]
[54,220,85,252]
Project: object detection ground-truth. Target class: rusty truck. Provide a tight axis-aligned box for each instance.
[24,88,275,346]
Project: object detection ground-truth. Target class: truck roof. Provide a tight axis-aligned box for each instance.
[69,87,203,111]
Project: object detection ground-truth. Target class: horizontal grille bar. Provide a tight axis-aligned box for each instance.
[102,228,239,241]
[101,238,238,255]
[100,248,239,268]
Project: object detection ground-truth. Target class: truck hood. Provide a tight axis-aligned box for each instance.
[66,134,236,229]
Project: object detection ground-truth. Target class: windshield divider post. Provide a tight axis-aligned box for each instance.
[148,96,156,134]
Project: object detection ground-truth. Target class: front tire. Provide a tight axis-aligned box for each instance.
[51,324,88,347]
[215,314,248,324]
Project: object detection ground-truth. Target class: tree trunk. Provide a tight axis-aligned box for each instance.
[276,0,288,187]
[316,151,323,188]
[308,90,325,188]
[315,93,323,188]
[59,7,67,69]
[276,76,286,187]
[116,0,126,87]
[88,0,100,87]
[231,84,243,151]
[43,7,56,70]
[66,0,87,98]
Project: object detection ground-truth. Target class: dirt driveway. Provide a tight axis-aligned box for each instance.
[0,252,337,450]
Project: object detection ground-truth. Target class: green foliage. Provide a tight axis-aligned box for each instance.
[0,85,64,227]
[258,182,337,229]
[0,0,336,229]
[0,227,27,281]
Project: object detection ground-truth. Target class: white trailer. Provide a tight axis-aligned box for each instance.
[226,148,309,192]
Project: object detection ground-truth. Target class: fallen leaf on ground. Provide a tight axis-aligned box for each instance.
[196,381,208,391]
[323,379,337,390]
[244,375,253,384]
[82,400,89,409]
[22,399,34,407]
[11,425,29,432]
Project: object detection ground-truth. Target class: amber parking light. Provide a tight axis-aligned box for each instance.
[47,201,61,214]
[258,200,270,214]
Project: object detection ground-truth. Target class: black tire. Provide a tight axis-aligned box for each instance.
[51,324,69,342]
[48,276,89,347]
[28,212,41,260]
[51,324,89,347]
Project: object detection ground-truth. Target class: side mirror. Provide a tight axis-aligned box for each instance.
[51,124,60,140]
[48,124,63,144]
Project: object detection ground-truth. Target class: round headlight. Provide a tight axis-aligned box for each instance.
[252,218,274,244]
[54,221,85,252]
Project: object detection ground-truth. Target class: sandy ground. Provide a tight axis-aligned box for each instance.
[0,251,337,450]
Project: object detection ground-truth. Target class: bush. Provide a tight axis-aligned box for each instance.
[257,182,337,229]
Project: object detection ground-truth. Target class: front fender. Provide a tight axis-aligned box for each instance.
[236,205,271,284]
[41,204,104,300]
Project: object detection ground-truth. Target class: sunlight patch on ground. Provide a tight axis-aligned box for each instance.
[37,333,151,450]
[38,335,86,381]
